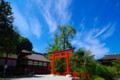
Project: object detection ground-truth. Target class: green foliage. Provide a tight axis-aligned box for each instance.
[47,25,76,52]
[55,58,66,72]
[106,66,117,75]
[70,49,85,72]
[47,33,62,52]
[92,76,105,80]
[82,61,116,80]
[0,0,19,54]
[47,25,76,72]
[112,59,120,71]
[57,25,76,49]
[70,49,94,72]
[88,63,116,80]
[112,59,120,78]
[71,48,117,80]
[16,36,33,54]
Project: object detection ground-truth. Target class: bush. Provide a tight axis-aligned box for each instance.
[93,76,105,80]
[70,49,117,80]
[73,61,116,80]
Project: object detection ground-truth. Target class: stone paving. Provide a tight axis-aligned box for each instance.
[0,75,73,80]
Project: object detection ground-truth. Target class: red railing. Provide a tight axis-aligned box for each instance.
[72,72,90,79]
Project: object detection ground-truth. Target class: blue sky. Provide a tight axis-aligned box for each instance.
[8,0,120,59]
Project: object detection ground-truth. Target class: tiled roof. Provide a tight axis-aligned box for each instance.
[99,54,120,60]
[0,50,50,62]
[22,50,33,54]
[26,53,50,62]
[21,50,50,62]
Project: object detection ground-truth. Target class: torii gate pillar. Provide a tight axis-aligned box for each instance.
[66,51,70,76]
[51,54,55,75]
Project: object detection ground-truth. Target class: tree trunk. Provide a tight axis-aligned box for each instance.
[63,37,65,50]
[5,53,8,65]
[3,52,8,77]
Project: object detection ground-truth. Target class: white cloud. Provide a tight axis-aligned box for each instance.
[55,0,72,24]
[71,23,116,59]
[12,0,72,37]
[29,18,41,38]
[102,23,116,39]
[12,4,41,38]
[34,0,72,33]
[43,11,57,33]
[79,17,86,32]
[93,23,110,38]
[92,22,116,39]
[12,6,30,36]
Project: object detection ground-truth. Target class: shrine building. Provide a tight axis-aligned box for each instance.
[0,50,50,76]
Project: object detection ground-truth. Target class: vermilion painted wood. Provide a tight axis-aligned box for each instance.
[50,49,74,75]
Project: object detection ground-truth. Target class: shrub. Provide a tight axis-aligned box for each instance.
[93,76,105,80]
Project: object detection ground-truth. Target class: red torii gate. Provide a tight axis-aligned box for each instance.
[50,49,74,76]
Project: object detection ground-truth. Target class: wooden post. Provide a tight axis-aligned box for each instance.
[66,52,70,76]
[51,54,55,75]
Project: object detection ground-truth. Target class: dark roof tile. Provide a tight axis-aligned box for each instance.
[27,53,50,62]
[99,54,120,60]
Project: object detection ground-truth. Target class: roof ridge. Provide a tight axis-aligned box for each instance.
[105,54,120,56]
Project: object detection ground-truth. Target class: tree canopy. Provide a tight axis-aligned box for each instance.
[0,0,19,54]
[16,36,33,54]
[57,25,76,50]
[0,0,20,76]
[70,49,94,72]
[47,25,76,52]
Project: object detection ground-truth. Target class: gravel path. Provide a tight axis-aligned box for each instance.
[0,75,73,80]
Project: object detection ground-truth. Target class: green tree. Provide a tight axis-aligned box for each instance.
[71,48,117,80]
[47,25,76,52]
[0,0,19,54]
[0,0,19,76]
[70,49,85,71]
[47,25,76,72]
[57,25,76,50]
[16,36,33,54]
[47,33,62,52]
[70,49,94,71]
[70,49,95,80]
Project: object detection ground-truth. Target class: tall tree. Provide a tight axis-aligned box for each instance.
[47,25,76,72]
[0,0,19,54]
[57,25,76,50]
[47,33,61,52]
[0,0,19,76]
[16,36,33,54]
[47,25,76,52]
